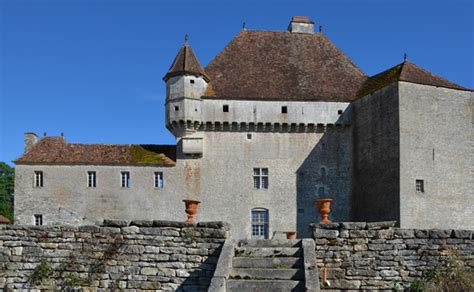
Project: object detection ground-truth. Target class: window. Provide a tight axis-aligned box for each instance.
[297,208,305,214]
[318,187,325,196]
[154,172,164,188]
[190,79,195,84]
[87,171,96,188]
[281,106,288,114]
[338,109,343,115]
[251,209,269,239]
[121,172,130,188]
[416,179,424,193]
[34,214,43,226]
[247,133,252,140]
[320,167,326,176]
[174,106,179,111]
[253,168,269,189]
[223,105,229,112]
[34,171,43,187]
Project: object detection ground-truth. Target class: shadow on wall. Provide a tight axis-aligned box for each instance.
[177,247,221,291]
[296,110,352,237]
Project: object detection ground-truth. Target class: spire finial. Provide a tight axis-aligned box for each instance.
[184,34,189,44]
[404,53,408,62]
[319,25,323,33]
[242,22,246,30]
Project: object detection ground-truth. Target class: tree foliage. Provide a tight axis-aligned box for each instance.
[0,162,14,222]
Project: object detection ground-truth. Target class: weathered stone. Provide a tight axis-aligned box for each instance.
[121,226,140,234]
[429,229,452,239]
[366,221,397,230]
[141,267,158,275]
[380,270,399,277]
[394,229,414,238]
[78,225,100,233]
[414,229,429,238]
[452,230,471,239]
[153,220,194,228]
[310,223,340,230]
[129,220,154,227]
[197,221,231,230]
[350,230,369,238]
[313,228,339,239]
[102,219,130,227]
[331,279,361,289]
[119,244,145,254]
[341,222,367,230]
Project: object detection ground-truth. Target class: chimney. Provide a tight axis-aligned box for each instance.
[288,16,314,34]
[24,132,38,153]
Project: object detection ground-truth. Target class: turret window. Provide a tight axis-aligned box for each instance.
[281,106,288,114]
[174,106,179,111]
[223,105,229,112]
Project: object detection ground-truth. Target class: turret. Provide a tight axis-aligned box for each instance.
[163,41,209,138]
[163,41,209,157]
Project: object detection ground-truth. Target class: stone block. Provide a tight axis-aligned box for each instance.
[129,220,153,227]
[310,223,340,230]
[393,229,414,238]
[429,229,452,239]
[313,228,339,239]
[452,230,471,239]
[380,270,399,277]
[153,220,194,228]
[197,221,231,230]
[414,229,429,238]
[350,230,369,238]
[102,219,130,227]
[121,226,140,234]
[330,279,361,289]
[366,221,396,230]
[140,267,158,276]
[341,222,367,230]
[119,244,145,254]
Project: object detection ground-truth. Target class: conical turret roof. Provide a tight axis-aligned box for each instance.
[163,43,209,81]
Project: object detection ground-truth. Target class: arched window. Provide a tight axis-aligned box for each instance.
[251,208,269,239]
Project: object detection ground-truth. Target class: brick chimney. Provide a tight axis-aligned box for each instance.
[24,132,38,153]
[288,16,314,34]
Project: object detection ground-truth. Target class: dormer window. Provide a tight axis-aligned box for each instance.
[223,105,229,112]
[281,106,288,114]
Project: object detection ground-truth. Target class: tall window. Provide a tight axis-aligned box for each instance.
[154,172,164,188]
[121,172,130,188]
[416,179,424,193]
[34,171,43,187]
[253,168,269,189]
[34,214,43,226]
[87,171,96,188]
[251,208,269,239]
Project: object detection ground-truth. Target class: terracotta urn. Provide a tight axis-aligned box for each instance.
[315,198,333,224]
[183,199,200,223]
[284,231,297,240]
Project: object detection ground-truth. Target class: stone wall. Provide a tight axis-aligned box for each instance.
[311,222,473,290]
[0,220,228,291]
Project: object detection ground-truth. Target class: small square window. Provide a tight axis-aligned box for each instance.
[297,208,305,214]
[34,214,43,226]
[34,171,43,187]
[281,106,288,114]
[416,179,424,193]
[247,133,252,140]
[338,109,343,115]
[87,171,96,188]
[174,106,179,111]
[223,105,229,112]
[190,79,195,84]
[154,172,164,188]
[320,167,326,176]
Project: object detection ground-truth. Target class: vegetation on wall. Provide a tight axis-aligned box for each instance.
[0,162,14,222]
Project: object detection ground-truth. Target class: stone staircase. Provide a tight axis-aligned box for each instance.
[209,239,319,292]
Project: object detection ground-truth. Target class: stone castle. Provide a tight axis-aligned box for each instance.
[13,16,473,239]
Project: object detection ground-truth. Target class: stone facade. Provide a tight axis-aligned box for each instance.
[311,222,473,290]
[0,220,228,291]
[13,16,473,239]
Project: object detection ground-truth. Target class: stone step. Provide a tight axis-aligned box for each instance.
[233,257,303,268]
[238,239,302,248]
[227,279,304,292]
[230,268,305,280]
[234,247,303,258]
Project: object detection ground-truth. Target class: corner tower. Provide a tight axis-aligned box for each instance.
[163,42,209,156]
[164,42,209,136]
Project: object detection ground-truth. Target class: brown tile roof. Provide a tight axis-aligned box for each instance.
[203,30,368,101]
[163,43,209,81]
[14,137,176,166]
[0,215,11,224]
[357,61,470,97]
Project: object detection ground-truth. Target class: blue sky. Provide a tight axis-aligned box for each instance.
[1,0,473,166]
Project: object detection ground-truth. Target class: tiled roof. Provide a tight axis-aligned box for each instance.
[163,43,209,81]
[357,61,470,97]
[0,215,11,224]
[14,137,176,166]
[203,30,368,101]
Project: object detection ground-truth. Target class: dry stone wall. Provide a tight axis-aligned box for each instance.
[311,221,473,290]
[0,220,229,291]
